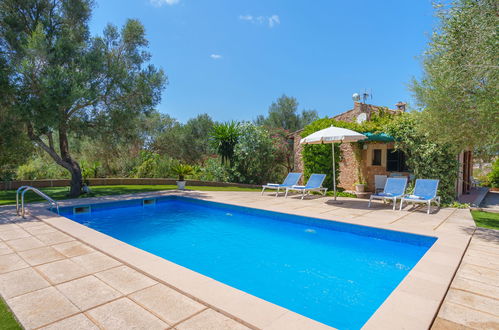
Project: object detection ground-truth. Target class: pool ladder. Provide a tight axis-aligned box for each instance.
[16,186,59,218]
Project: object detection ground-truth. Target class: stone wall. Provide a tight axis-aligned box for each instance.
[292,130,305,184]
[0,178,261,190]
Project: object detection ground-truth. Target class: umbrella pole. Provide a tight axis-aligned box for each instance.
[332,143,337,201]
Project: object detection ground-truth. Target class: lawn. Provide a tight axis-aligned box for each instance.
[471,210,499,230]
[0,184,260,206]
[0,297,20,330]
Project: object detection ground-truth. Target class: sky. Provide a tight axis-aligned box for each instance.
[89,0,437,123]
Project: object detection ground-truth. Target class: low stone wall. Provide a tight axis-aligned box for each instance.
[0,178,261,190]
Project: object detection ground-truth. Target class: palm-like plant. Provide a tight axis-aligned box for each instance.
[210,121,240,166]
[172,163,194,181]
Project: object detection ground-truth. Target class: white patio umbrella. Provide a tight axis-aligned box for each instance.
[300,126,367,200]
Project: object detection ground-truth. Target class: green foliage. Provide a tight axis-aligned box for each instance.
[412,0,499,151]
[386,113,459,203]
[488,158,499,188]
[172,163,194,181]
[151,114,215,164]
[0,0,166,196]
[229,123,283,184]
[16,156,69,180]
[210,121,240,166]
[197,157,231,183]
[255,95,318,131]
[0,296,21,330]
[131,152,176,178]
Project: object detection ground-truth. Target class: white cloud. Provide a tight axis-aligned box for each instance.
[268,15,280,28]
[238,14,280,28]
[210,54,222,60]
[150,0,179,7]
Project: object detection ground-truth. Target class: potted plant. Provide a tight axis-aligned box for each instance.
[355,181,366,192]
[172,163,194,190]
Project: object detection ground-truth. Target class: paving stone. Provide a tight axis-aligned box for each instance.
[437,301,499,329]
[52,241,94,258]
[95,265,156,295]
[0,223,21,232]
[5,236,45,252]
[176,309,250,330]
[56,275,122,310]
[36,259,89,284]
[0,242,13,256]
[18,246,65,266]
[8,287,79,329]
[86,297,167,329]
[0,253,29,274]
[0,229,31,241]
[39,313,99,330]
[25,224,58,236]
[446,288,499,316]
[130,283,205,325]
[450,276,499,300]
[431,317,473,330]
[70,251,121,273]
[0,267,50,299]
[36,231,74,245]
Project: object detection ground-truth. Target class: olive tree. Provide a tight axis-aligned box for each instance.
[0,0,166,196]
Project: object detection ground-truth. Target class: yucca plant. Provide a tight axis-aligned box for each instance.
[210,121,240,166]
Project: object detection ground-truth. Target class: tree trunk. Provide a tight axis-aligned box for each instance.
[67,162,83,198]
[59,122,82,198]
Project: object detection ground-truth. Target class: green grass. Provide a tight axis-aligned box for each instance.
[471,210,499,230]
[0,297,20,330]
[0,184,261,206]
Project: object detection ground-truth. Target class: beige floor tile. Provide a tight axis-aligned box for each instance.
[0,253,29,274]
[0,267,50,299]
[56,275,122,310]
[39,313,99,330]
[438,301,499,329]
[86,297,167,329]
[130,283,205,325]
[5,236,45,252]
[0,223,20,232]
[52,241,94,258]
[8,286,79,329]
[25,223,58,236]
[18,246,65,266]
[36,259,89,284]
[431,317,473,330]
[176,309,250,330]
[450,277,499,300]
[70,251,121,273]
[446,288,499,316]
[16,219,44,228]
[95,265,156,295]
[0,242,13,256]
[0,228,31,241]
[36,231,74,245]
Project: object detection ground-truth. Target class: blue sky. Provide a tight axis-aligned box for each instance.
[89,0,436,123]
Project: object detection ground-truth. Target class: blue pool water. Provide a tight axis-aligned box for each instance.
[58,196,436,329]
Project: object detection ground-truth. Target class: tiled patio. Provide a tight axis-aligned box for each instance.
[0,207,250,330]
[432,227,499,329]
[0,190,490,329]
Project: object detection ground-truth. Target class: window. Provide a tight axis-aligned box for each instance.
[386,149,408,172]
[372,149,382,166]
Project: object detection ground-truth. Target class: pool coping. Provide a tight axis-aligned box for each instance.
[27,190,474,329]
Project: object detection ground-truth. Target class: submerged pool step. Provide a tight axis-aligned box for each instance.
[73,206,91,214]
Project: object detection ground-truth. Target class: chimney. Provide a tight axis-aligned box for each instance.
[395,101,407,112]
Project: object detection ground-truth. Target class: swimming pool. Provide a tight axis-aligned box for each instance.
[58,196,436,329]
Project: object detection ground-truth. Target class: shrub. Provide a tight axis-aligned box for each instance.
[197,157,231,182]
[131,152,177,178]
[230,123,283,184]
[16,156,69,180]
[489,159,499,188]
[386,113,459,203]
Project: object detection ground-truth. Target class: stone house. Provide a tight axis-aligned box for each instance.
[291,101,473,198]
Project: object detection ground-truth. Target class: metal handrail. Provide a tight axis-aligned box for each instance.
[16,186,59,218]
